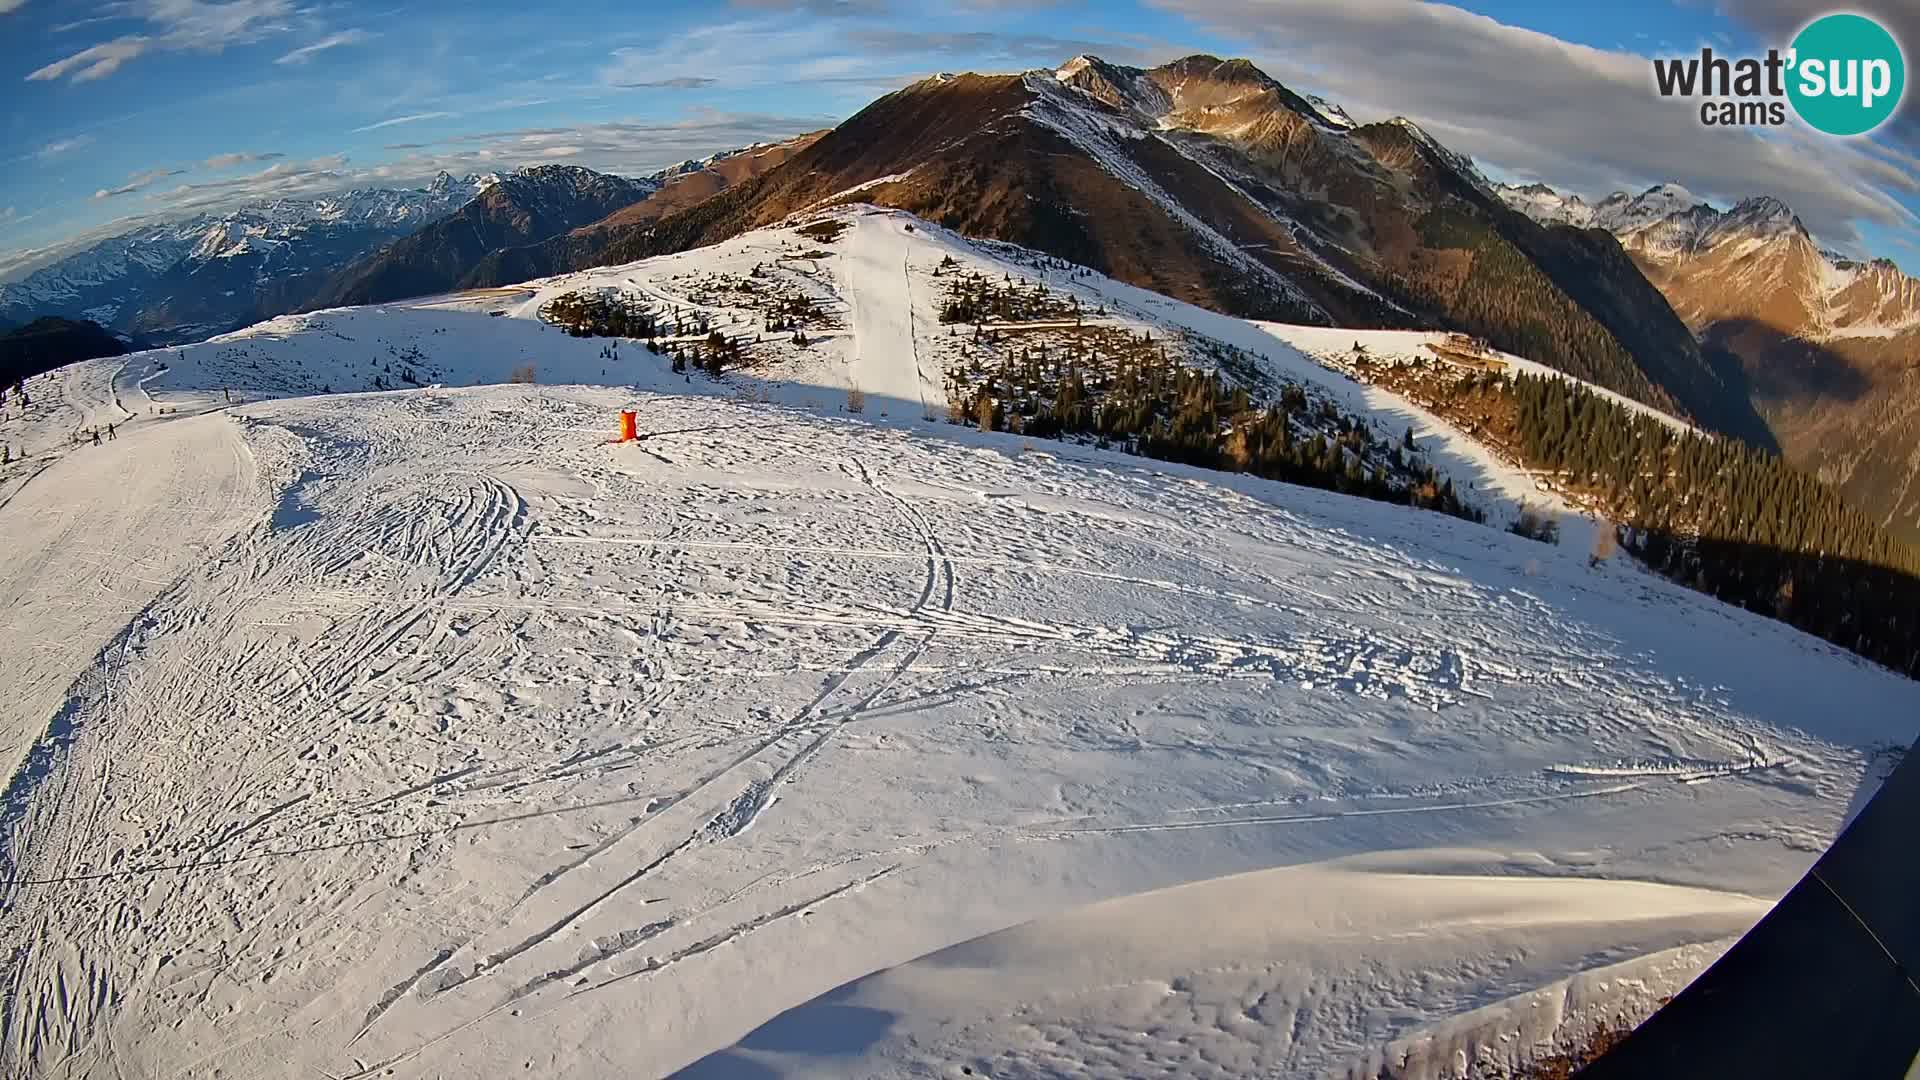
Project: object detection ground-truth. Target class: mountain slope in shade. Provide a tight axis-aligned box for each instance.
[465,55,1768,447]
[1502,180,1920,538]
[0,317,130,385]
[312,166,659,309]
[0,177,492,344]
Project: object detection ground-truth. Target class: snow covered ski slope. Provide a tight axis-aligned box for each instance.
[1,207,1914,1079]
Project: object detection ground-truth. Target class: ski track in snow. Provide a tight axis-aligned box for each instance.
[0,207,1912,1079]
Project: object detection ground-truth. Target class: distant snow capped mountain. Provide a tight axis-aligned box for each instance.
[1502,177,1920,540]
[1496,181,1716,237]
[0,173,495,343]
[1494,182,1593,226]
[309,164,662,309]
[1590,183,1707,233]
[1497,181,1827,273]
[650,141,793,184]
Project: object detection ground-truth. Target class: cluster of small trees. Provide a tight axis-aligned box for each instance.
[938,272,1083,326]
[765,295,821,333]
[944,339,1485,525]
[795,219,848,244]
[542,290,662,339]
[649,329,745,377]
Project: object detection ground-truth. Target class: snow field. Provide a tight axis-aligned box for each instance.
[0,207,1912,1078]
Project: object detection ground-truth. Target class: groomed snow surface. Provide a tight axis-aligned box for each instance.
[2,208,1914,1079]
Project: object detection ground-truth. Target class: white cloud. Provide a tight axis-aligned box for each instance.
[28,0,303,83]
[93,166,187,198]
[0,0,30,13]
[1151,0,1918,248]
[143,153,353,213]
[28,36,153,82]
[35,134,95,160]
[203,150,286,169]
[276,27,372,65]
[351,111,455,134]
[385,110,832,174]
[599,18,1157,92]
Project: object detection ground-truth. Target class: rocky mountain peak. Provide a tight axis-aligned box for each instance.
[1052,54,1171,118]
[1713,195,1806,240]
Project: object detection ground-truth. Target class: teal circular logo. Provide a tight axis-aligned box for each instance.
[1787,13,1906,136]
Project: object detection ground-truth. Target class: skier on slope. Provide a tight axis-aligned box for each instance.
[90,428,100,446]
[107,423,116,441]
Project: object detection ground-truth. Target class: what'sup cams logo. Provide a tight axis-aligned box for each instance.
[1653,12,1906,135]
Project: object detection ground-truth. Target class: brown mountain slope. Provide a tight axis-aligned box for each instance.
[473,72,1393,324]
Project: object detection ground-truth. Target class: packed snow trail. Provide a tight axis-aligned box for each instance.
[0,408,257,791]
[837,213,937,416]
[0,384,1911,1079]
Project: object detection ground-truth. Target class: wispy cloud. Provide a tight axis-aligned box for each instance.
[0,0,31,14]
[145,154,353,213]
[351,111,455,133]
[0,208,15,225]
[599,17,1156,92]
[276,27,372,65]
[359,108,832,183]
[28,0,302,83]
[203,150,286,169]
[612,76,718,89]
[36,134,95,160]
[728,0,891,12]
[28,37,153,83]
[94,166,187,198]
[53,15,117,31]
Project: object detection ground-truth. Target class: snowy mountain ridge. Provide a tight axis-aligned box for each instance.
[1499,180,1919,335]
[0,174,498,331]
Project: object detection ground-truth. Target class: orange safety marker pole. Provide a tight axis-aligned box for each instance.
[618,410,638,442]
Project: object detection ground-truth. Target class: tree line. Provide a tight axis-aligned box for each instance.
[1509,371,1920,676]
[946,340,1485,525]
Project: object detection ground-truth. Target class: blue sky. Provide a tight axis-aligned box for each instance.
[1,0,1915,279]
